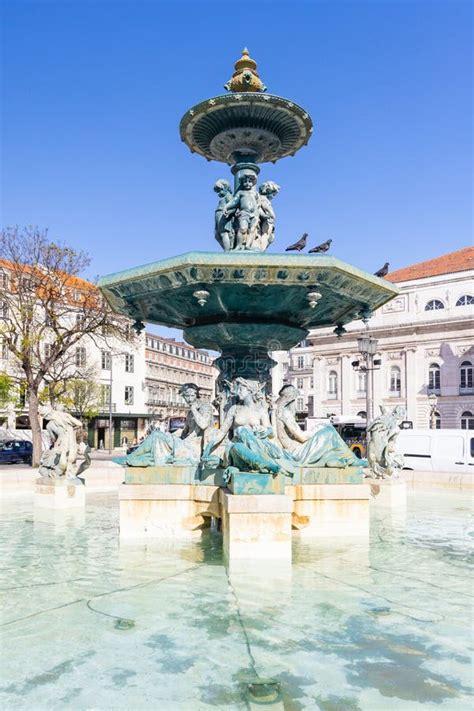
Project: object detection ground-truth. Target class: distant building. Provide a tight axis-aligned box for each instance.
[273,247,474,429]
[144,333,217,427]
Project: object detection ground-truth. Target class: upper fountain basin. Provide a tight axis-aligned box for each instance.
[99,252,399,351]
[179,94,313,164]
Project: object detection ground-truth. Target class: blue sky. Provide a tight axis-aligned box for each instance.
[1,1,472,298]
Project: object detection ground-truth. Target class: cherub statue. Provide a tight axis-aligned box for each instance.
[367,405,406,479]
[258,181,280,249]
[223,172,259,250]
[213,179,234,251]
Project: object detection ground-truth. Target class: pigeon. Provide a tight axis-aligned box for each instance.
[309,238,332,254]
[285,233,308,252]
[374,262,390,278]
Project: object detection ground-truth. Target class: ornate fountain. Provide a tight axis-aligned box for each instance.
[99,50,399,558]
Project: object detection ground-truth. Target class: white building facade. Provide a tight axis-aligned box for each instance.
[273,248,474,429]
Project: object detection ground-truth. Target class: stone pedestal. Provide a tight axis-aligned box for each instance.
[34,478,86,509]
[220,489,292,561]
[288,484,370,537]
[368,478,407,507]
[119,484,220,540]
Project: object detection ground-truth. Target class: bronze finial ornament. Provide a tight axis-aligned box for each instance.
[224,47,267,93]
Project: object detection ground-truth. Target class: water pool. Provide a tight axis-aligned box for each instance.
[1,490,472,710]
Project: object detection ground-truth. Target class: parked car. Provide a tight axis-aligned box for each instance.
[0,440,33,465]
[396,429,474,473]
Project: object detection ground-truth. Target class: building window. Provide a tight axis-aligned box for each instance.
[357,410,367,419]
[307,395,314,417]
[125,354,134,373]
[357,371,367,394]
[76,313,85,325]
[296,397,305,412]
[101,351,111,370]
[297,355,305,369]
[425,299,445,311]
[0,301,8,319]
[461,411,474,430]
[296,377,304,389]
[100,384,110,407]
[460,361,473,392]
[44,343,54,359]
[428,363,440,392]
[327,371,338,399]
[389,366,401,394]
[75,347,86,367]
[309,376,314,388]
[0,340,7,360]
[456,295,474,306]
[0,273,8,289]
[124,386,134,405]
[433,411,441,429]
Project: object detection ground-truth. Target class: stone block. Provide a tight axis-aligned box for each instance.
[368,478,407,507]
[124,465,198,485]
[34,478,86,509]
[294,466,364,485]
[228,471,285,495]
[292,498,370,537]
[221,491,292,560]
[286,483,370,538]
[288,483,371,501]
[118,483,207,539]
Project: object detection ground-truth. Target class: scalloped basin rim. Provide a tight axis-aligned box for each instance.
[98,251,399,293]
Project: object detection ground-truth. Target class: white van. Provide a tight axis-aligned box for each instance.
[396,429,474,473]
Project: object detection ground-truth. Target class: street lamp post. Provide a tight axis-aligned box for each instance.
[352,335,381,426]
[428,392,438,429]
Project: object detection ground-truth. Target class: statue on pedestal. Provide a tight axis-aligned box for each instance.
[222,173,260,250]
[38,404,90,481]
[366,405,405,479]
[202,381,365,476]
[125,384,214,467]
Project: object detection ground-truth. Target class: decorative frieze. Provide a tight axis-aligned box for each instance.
[382,295,406,313]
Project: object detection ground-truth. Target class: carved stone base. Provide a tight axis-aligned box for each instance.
[34,478,86,509]
[118,484,220,539]
[293,466,364,485]
[287,484,370,537]
[220,490,292,560]
[125,465,198,485]
[367,478,407,508]
[228,471,285,495]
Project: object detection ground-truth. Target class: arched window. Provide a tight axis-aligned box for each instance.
[461,411,474,430]
[389,366,401,394]
[456,295,474,306]
[425,299,445,311]
[357,371,367,394]
[327,371,338,398]
[460,361,473,391]
[428,363,440,392]
[357,410,367,419]
[434,411,441,429]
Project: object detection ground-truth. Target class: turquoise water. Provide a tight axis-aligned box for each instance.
[0,490,472,710]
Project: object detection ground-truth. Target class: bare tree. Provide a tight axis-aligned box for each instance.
[0,226,133,465]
